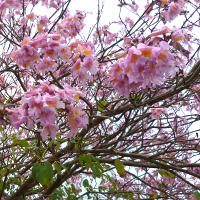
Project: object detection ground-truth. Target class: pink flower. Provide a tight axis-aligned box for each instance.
[72,59,82,73]
[9,107,27,129]
[27,12,35,21]
[37,15,49,33]
[29,34,48,49]
[67,105,88,138]
[45,95,65,109]
[57,10,85,38]
[41,124,58,141]
[161,0,168,5]
[9,82,87,141]
[39,106,57,126]
[128,3,138,12]
[19,16,27,25]
[147,26,171,38]
[151,107,167,119]
[171,28,184,42]
[125,17,134,28]
[12,45,39,68]
[109,41,176,96]
[41,40,60,58]
[82,56,98,74]
[37,57,57,74]
[164,1,185,22]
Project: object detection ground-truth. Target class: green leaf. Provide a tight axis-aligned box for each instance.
[79,154,104,178]
[97,100,108,112]
[159,182,167,189]
[74,144,79,152]
[0,168,6,176]
[56,141,61,150]
[152,194,157,199]
[49,189,65,200]
[54,161,62,175]
[13,139,30,148]
[160,193,166,197]
[79,154,103,178]
[78,154,93,170]
[32,163,41,180]
[32,161,54,186]
[0,178,3,190]
[83,179,89,188]
[114,158,125,177]
[91,163,102,178]
[130,93,142,101]
[56,108,64,113]
[19,196,25,200]
[0,126,4,131]
[18,130,23,135]
[71,184,76,193]
[9,176,20,185]
[194,191,200,200]
[158,169,175,179]
[130,93,136,99]
[103,164,110,170]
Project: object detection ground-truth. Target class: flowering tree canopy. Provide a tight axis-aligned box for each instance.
[0,0,200,199]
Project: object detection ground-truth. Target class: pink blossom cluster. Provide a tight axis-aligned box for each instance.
[70,40,98,81]
[188,84,200,114]
[37,15,49,33]
[124,17,134,28]
[10,10,86,73]
[109,41,177,97]
[93,25,118,45]
[0,0,65,16]
[128,3,139,13]
[9,82,88,141]
[161,0,186,22]
[147,26,171,38]
[12,41,40,68]
[39,0,65,8]
[57,10,85,38]
[150,107,167,119]
[11,33,98,79]
[147,26,191,59]
[143,170,188,199]
[68,174,82,193]
[193,84,200,91]
[147,26,186,43]
[0,0,21,16]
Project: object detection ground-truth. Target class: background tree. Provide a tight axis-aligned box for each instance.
[0,0,200,199]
